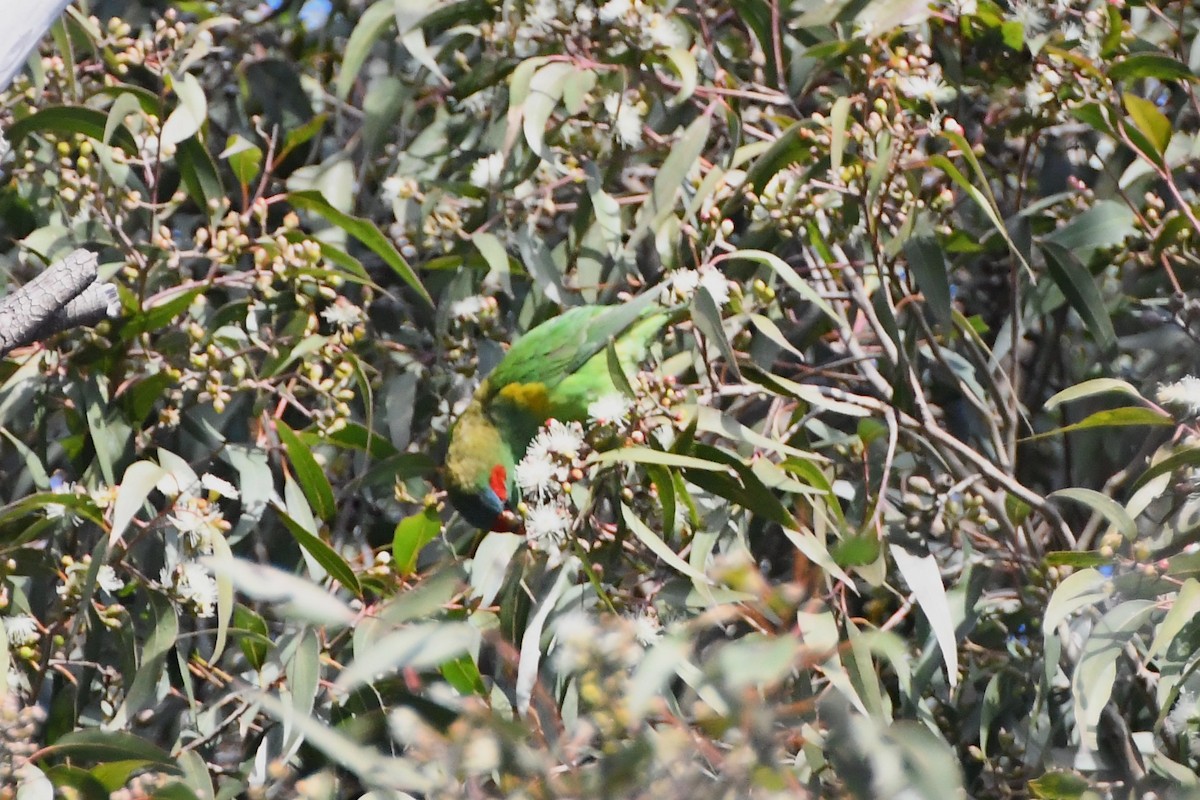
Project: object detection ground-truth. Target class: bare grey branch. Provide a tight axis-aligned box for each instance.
[0,249,116,356]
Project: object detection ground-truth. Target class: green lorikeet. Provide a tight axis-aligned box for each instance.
[445,291,677,531]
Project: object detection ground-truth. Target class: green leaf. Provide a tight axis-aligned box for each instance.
[273,502,362,596]
[209,534,235,664]
[336,0,395,99]
[591,447,733,472]
[1049,487,1137,540]
[663,47,697,106]
[1073,600,1156,750]
[1024,406,1173,440]
[622,503,713,590]
[1124,91,1172,159]
[1147,578,1200,662]
[122,286,205,340]
[7,105,138,153]
[275,420,336,522]
[161,72,208,147]
[935,130,1035,278]
[1043,551,1115,568]
[723,249,839,323]
[643,114,711,231]
[220,134,263,186]
[37,730,179,772]
[904,235,953,331]
[104,593,178,728]
[1041,240,1116,353]
[233,604,271,671]
[102,92,142,148]
[1109,53,1196,82]
[1044,200,1136,262]
[691,286,741,382]
[176,135,224,216]
[741,122,806,195]
[253,690,433,791]
[440,653,487,696]
[298,421,398,460]
[288,190,432,308]
[336,621,479,692]
[109,461,168,544]
[890,543,959,687]
[472,231,512,288]
[392,507,441,576]
[202,557,357,627]
[1130,447,1200,493]
[468,533,521,607]
[1029,771,1091,800]
[1044,378,1145,410]
[829,96,851,175]
[521,62,573,157]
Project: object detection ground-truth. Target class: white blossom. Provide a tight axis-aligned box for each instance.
[166,561,219,618]
[588,393,633,425]
[5,616,38,646]
[321,299,364,329]
[646,13,688,49]
[604,95,643,148]
[698,266,732,305]
[450,295,488,322]
[97,565,124,594]
[1157,376,1200,417]
[896,65,954,103]
[629,609,662,646]
[525,502,572,548]
[531,420,585,460]
[170,497,229,554]
[1007,0,1047,34]
[381,175,417,205]
[469,153,505,188]
[1166,689,1198,736]
[599,0,631,23]
[662,266,730,305]
[516,450,560,500]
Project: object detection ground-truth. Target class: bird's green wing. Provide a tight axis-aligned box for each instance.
[487,290,666,392]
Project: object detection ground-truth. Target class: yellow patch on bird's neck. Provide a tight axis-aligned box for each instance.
[495,381,552,419]
[445,393,509,491]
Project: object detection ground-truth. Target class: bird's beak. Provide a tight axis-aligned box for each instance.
[494,509,523,533]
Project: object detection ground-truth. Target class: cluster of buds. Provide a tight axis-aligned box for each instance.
[902,474,996,540]
[0,692,44,796]
[444,296,503,376]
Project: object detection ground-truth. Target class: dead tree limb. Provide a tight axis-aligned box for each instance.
[0,249,120,357]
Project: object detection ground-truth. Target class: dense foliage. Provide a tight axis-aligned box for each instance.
[1,0,1199,796]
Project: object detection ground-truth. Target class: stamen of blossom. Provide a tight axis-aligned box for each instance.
[525,502,572,548]
[587,393,632,425]
[5,615,38,646]
[97,565,124,594]
[1157,376,1200,417]
[534,420,585,459]
[516,451,560,500]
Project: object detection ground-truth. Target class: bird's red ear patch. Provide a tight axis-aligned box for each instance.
[490,465,508,502]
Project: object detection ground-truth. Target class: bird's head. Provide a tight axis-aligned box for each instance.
[445,395,523,532]
[447,463,522,532]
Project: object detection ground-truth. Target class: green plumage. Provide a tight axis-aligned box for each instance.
[445,292,676,530]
